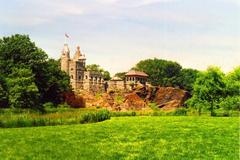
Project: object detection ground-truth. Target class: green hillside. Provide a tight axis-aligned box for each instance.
[0,116,239,160]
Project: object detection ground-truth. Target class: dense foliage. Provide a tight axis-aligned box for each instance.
[114,72,127,80]
[0,109,110,128]
[86,64,111,80]
[133,58,199,93]
[187,66,240,115]
[175,68,199,93]
[0,34,71,110]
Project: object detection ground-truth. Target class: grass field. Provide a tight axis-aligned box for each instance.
[0,116,239,160]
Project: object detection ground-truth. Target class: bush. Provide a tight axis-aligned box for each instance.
[43,102,55,110]
[148,103,159,111]
[110,111,136,117]
[0,109,111,128]
[114,96,124,105]
[80,109,110,124]
[172,108,188,116]
[152,111,166,116]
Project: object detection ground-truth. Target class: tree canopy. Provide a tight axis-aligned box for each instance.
[133,58,200,93]
[114,72,127,80]
[134,58,182,87]
[0,34,71,110]
[187,67,226,115]
[86,64,111,80]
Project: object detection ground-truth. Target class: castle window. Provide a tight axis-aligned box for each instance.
[71,68,73,71]
[85,75,88,79]
[79,76,81,80]
[71,75,73,79]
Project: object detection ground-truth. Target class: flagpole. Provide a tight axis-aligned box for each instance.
[64,33,70,44]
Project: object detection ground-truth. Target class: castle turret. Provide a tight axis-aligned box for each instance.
[60,44,70,74]
[73,46,86,68]
[73,46,82,60]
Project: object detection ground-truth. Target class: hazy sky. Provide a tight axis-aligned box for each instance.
[0,0,239,75]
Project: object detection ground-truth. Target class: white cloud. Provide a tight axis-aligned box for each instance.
[0,0,85,26]
[135,0,177,7]
[96,0,119,4]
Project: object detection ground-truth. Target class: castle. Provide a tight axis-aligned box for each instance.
[60,44,148,93]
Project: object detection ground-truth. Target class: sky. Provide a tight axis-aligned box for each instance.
[0,0,239,75]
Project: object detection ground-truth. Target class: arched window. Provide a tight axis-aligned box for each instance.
[85,75,88,79]
[71,75,73,79]
[79,76,81,80]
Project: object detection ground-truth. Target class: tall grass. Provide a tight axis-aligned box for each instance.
[0,109,110,128]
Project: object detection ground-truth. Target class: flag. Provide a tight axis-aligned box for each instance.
[65,33,70,38]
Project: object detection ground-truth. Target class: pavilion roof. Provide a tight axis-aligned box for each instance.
[125,70,148,77]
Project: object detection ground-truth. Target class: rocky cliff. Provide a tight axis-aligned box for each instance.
[79,85,190,111]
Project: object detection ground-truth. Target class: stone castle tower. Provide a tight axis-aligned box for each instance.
[60,44,104,92]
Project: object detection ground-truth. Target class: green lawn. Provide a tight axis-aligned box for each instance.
[0,116,239,160]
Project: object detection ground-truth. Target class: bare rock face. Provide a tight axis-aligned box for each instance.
[123,92,147,111]
[153,87,190,110]
[80,85,190,111]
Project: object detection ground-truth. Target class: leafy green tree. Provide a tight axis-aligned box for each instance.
[7,68,40,109]
[134,58,182,86]
[35,59,71,104]
[220,66,240,111]
[86,64,111,80]
[225,66,240,95]
[0,34,47,76]
[0,34,71,108]
[114,72,127,80]
[103,71,111,81]
[0,75,8,108]
[86,64,101,72]
[176,68,199,93]
[187,66,225,116]
[220,96,240,111]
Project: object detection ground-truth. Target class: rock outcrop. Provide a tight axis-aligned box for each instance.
[79,85,190,111]
[153,87,190,110]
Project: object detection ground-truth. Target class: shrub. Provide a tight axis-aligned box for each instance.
[110,111,136,117]
[152,111,166,116]
[80,109,110,124]
[43,102,55,110]
[114,96,124,105]
[172,108,188,116]
[131,111,136,116]
[148,102,159,111]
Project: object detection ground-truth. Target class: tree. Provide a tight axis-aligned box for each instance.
[0,34,71,108]
[35,59,71,104]
[187,66,225,116]
[6,68,40,109]
[86,64,111,80]
[225,66,240,96]
[134,58,182,86]
[0,34,47,76]
[220,66,240,111]
[176,68,199,93]
[103,71,111,81]
[0,75,8,108]
[114,72,127,80]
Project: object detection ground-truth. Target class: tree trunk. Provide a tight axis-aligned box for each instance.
[210,102,214,116]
